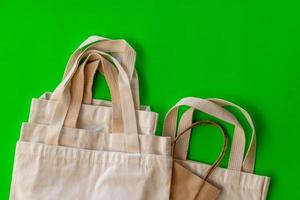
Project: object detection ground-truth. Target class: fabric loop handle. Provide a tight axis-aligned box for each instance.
[64,52,124,132]
[177,98,256,173]
[63,36,140,108]
[163,97,245,171]
[49,49,140,153]
[208,98,256,173]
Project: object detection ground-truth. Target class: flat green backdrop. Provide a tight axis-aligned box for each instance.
[1,0,299,199]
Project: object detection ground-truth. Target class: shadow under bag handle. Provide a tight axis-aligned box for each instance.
[172,120,228,181]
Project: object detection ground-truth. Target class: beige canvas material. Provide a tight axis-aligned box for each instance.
[29,94,157,134]
[64,35,140,108]
[175,160,269,200]
[164,97,270,200]
[10,44,172,199]
[20,122,171,155]
[60,37,152,131]
[208,98,256,173]
[66,54,124,131]
[65,37,158,133]
[11,141,172,200]
[51,50,146,140]
[170,120,229,200]
[28,36,158,135]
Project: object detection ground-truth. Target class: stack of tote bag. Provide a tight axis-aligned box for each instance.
[10,35,270,200]
[29,36,158,135]
[10,36,172,200]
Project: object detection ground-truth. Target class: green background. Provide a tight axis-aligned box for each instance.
[0,0,299,199]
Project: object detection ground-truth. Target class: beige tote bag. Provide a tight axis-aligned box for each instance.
[10,48,172,200]
[164,97,270,200]
[29,36,158,135]
[171,120,229,200]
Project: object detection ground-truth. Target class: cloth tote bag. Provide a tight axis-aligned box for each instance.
[29,36,158,135]
[171,120,229,200]
[163,97,270,200]
[10,49,172,200]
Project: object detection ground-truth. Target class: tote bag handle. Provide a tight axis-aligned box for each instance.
[49,50,140,153]
[177,98,256,173]
[80,58,133,106]
[208,98,256,173]
[163,97,245,172]
[63,36,140,108]
[81,60,119,104]
[63,51,124,132]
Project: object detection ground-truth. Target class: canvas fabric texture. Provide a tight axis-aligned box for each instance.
[10,38,172,200]
[29,93,158,135]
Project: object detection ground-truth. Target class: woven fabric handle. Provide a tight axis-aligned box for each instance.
[208,98,256,173]
[163,97,245,172]
[63,51,124,132]
[63,36,140,108]
[177,98,256,173]
[49,49,140,153]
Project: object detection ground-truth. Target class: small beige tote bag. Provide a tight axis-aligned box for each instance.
[171,120,229,200]
[29,36,158,135]
[10,48,172,200]
[164,97,270,200]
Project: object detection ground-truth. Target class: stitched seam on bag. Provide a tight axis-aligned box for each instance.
[226,184,266,191]
[20,153,125,168]
[33,97,157,128]
[16,152,158,168]
[19,154,158,172]
[179,160,269,190]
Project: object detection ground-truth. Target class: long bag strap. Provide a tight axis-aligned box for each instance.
[64,51,124,132]
[49,49,140,153]
[63,36,140,108]
[163,97,245,172]
[177,98,256,173]
[208,98,256,173]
